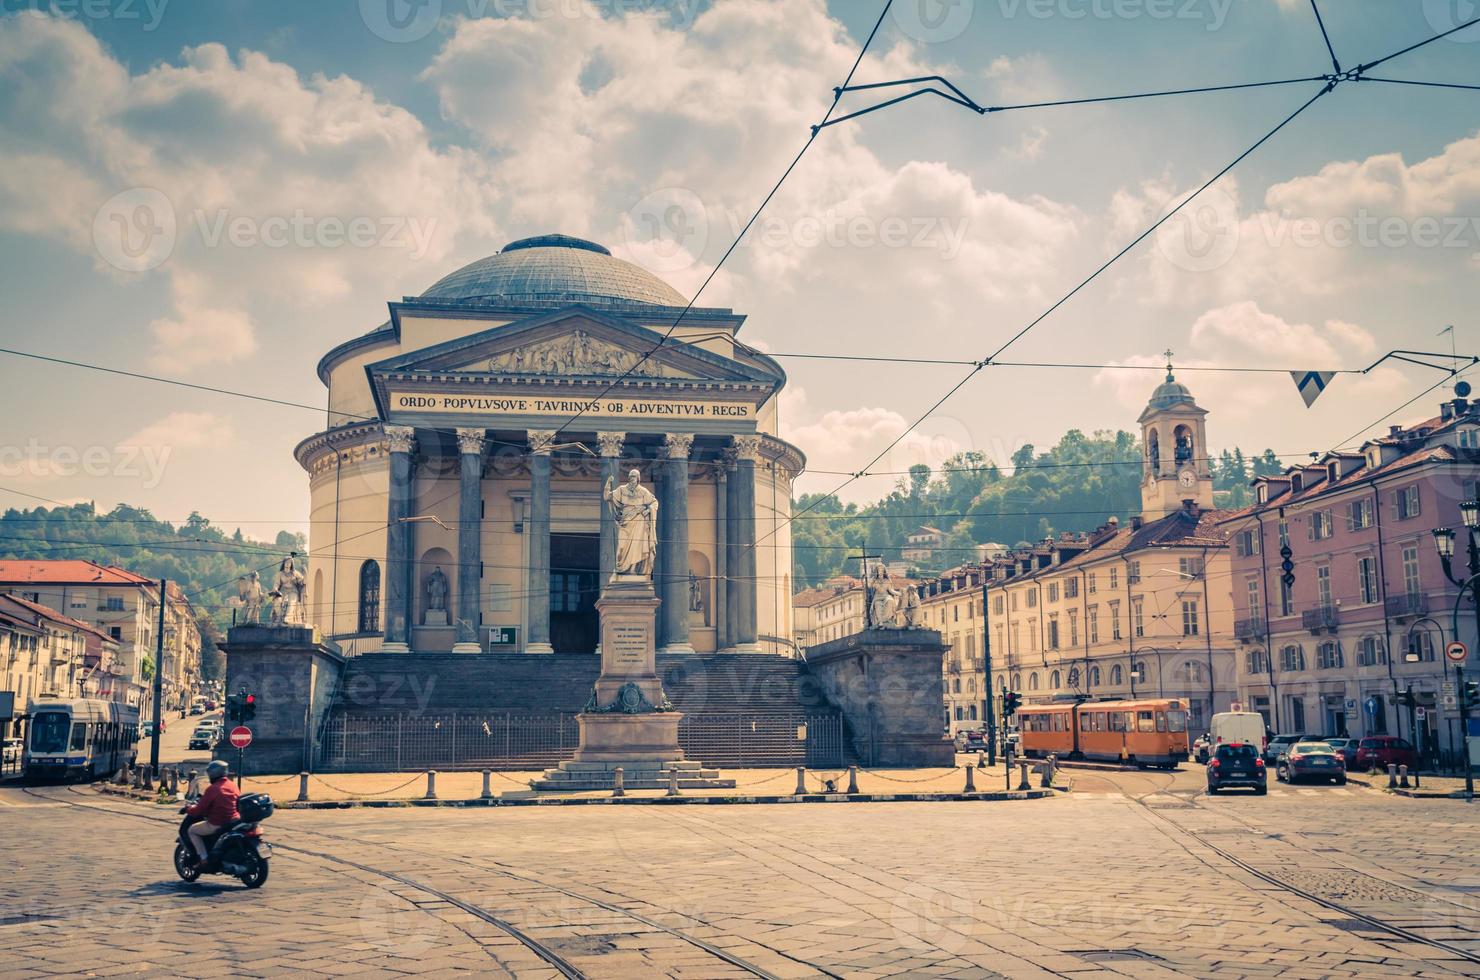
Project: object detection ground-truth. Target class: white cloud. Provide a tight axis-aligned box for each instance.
[121,411,235,452]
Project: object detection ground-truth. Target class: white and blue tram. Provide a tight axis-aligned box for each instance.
[25,697,140,782]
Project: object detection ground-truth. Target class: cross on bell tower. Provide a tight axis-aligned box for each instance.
[1138,352,1214,522]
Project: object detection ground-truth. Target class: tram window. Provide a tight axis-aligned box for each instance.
[1079,714,1090,732]
[1166,710,1187,733]
[31,712,69,753]
[1137,711,1155,733]
[70,723,88,751]
[1156,712,1167,733]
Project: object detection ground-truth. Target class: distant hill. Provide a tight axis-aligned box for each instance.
[791,430,1281,587]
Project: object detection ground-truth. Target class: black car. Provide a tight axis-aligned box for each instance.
[1206,742,1267,795]
[187,729,219,751]
[1263,733,1308,765]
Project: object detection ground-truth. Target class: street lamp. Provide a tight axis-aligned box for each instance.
[1433,526,1456,560]
[1463,499,1480,531]
[1431,517,1478,799]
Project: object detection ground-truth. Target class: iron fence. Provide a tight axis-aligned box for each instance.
[318,710,846,771]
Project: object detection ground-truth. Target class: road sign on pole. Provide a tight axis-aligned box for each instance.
[1416,706,1427,721]
[1446,641,1468,664]
[229,726,252,749]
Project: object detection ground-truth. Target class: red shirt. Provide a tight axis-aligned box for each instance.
[188,777,240,826]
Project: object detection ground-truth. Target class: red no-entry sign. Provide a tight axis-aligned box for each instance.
[229,726,253,749]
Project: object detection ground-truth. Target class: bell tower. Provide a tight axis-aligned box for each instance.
[1138,351,1214,522]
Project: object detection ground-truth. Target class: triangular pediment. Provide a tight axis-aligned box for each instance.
[366,305,780,386]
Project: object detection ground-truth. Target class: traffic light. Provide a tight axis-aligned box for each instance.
[1464,679,1479,708]
[1279,543,1295,589]
[1002,691,1021,718]
[225,694,241,722]
[243,692,257,723]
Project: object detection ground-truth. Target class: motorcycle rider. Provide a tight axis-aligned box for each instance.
[184,759,240,866]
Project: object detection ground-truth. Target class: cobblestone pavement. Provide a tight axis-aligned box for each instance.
[2,768,1477,978]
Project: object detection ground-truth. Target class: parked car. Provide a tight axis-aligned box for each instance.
[954,729,989,752]
[1263,733,1308,765]
[1276,740,1345,785]
[3,737,22,765]
[1193,733,1212,764]
[1209,711,1268,757]
[1354,736,1418,772]
[187,728,219,751]
[1323,737,1359,770]
[1206,742,1267,795]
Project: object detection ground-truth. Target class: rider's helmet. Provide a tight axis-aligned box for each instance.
[206,760,229,780]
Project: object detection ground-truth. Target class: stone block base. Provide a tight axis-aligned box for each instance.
[574,711,683,762]
[531,758,735,792]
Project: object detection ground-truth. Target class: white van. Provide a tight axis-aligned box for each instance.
[1207,711,1267,762]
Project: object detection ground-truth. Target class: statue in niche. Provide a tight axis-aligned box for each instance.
[604,468,659,579]
[424,566,449,626]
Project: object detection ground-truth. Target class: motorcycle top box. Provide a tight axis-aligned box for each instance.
[238,793,274,822]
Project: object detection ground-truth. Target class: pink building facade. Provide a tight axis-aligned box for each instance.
[1220,397,1480,760]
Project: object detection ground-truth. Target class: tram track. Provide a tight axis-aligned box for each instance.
[22,785,808,979]
[1070,773,1480,970]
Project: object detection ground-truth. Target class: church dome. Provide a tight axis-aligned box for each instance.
[417,234,688,308]
[1148,371,1196,410]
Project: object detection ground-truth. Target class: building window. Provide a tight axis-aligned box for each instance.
[1184,660,1204,683]
[1245,578,1261,617]
[358,560,382,634]
[1181,600,1199,636]
[1026,590,1038,609]
[1111,664,1123,686]
[1028,618,1039,651]
[104,596,125,612]
[1088,605,1099,644]
[1348,498,1373,530]
[1245,649,1267,674]
[1110,601,1122,641]
[1461,428,1479,449]
[1316,641,1342,670]
[1050,670,1061,689]
[1357,635,1385,667]
[1132,598,1144,638]
[1236,530,1260,557]
[108,627,123,641]
[1047,582,1059,603]
[1028,672,1040,691]
[1279,577,1294,617]
[1010,593,1019,611]
[993,594,1004,615]
[1281,644,1305,671]
[1409,631,1436,662]
[1089,666,1101,687]
[1316,565,1332,610]
[1126,561,1141,585]
[1109,567,1120,591]
[1179,556,1204,578]
[1279,520,1290,549]
[1068,609,1079,647]
[1068,666,1081,688]
[1310,510,1334,540]
[1394,485,1421,520]
[1087,572,1097,595]
[1047,616,1060,650]
[1065,577,1079,599]
[1401,545,1421,598]
[1357,556,1378,605]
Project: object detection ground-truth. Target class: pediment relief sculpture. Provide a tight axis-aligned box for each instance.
[486,329,672,378]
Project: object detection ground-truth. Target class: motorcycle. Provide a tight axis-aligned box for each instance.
[174,792,274,888]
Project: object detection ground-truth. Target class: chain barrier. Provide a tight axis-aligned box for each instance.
[858,767,962,784]
[807,770,846,792]
[306,772,427,798]
[239,773,298,787]
[732,769,797,789]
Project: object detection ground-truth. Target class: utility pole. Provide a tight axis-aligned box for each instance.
[149,578,166,773]
[981,574,997,766]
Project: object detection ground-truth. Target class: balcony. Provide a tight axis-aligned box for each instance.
[1301,604,1340,633]
[1384,593,1427,620]
[1234,616,1265,641]
[946,661,961,674]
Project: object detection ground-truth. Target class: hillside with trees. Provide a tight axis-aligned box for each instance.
[0,502,307,678]
[791,429,1283,588]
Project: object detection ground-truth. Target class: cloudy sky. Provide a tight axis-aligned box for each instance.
[1,0,1476,532]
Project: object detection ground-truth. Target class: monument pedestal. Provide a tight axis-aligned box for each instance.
[532,578,733,792]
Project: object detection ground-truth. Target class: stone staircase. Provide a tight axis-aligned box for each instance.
[318,652,847,772]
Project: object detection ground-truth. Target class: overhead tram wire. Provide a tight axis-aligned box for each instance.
[543,0,896,442]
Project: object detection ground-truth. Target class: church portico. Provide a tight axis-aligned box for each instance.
[295,233,804,660]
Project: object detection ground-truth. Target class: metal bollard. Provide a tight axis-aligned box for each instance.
[425,770,438,800]
[1388,763,1398,788]
[141,765,154,791]
[298,772,311,803]
[666,767,680,797]
[963,766,976,793]
[1017,761,1031,791]
[613,767,625,798]
[1399,765,1409,789]
[847,765,859,795]
[795,766,807,795]
[977,751,987,770]
[115,766,127,785]
[481,769,493,800]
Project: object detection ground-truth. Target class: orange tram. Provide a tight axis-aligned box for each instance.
[1017,699,1191,769]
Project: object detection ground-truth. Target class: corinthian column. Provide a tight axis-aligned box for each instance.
[732,434,761,652]
[659,432,695,653]
[596,432,625,588]
[453,428,486,653]
[526,430,556,654]
[382,425,416,653]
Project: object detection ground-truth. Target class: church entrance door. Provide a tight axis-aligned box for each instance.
[550,533,600,653]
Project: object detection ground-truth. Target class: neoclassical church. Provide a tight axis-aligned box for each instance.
[296,235,805,657]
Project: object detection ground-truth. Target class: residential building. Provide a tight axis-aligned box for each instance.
[1218,395,1480,757]
[902,526,944,566]
[0,593,124,736]
[0,560,202,713]
[792,577,865,650]
[918,565,988,734]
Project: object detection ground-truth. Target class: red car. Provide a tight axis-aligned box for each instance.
[1353,736,1418,771]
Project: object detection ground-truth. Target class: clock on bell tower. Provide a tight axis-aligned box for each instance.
[1138,352,1215,522]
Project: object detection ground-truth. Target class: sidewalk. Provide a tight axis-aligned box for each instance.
[1345,769,1476,798]
[106,760,1056,807]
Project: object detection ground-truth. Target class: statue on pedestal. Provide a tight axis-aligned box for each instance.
[866,563,923,629]
[603,468,658,579]
[235,571,265,624]
[269,556,307,627]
